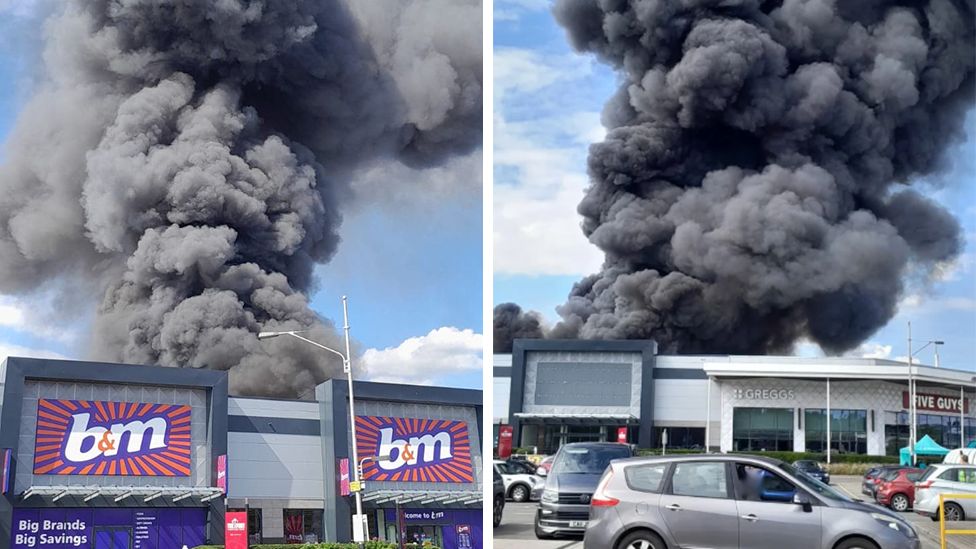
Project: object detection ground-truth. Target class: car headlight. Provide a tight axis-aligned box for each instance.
[870,513,916,538]
[541,490,558,503]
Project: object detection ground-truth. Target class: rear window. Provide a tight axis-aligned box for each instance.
[624,463,668,492]
[919,467,939,482]
[553,445,632,474]
[907,472,922,482]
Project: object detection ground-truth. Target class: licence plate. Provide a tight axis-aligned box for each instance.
[569,521,587,528]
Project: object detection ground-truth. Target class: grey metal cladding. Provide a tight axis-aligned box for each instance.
[228,415,320,435]
[534,362,631,406]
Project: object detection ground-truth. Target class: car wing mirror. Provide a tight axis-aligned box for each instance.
[792,493,813,512]
[536,467,548,477]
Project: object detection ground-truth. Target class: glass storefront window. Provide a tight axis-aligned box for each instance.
[651,427,705,450]
[283,509,323,544]
[732,408,794,451]
[805,409,867,454]
[884,413,976,456]
[247,509,263,544]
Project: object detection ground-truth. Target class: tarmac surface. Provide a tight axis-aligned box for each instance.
[491,475,973,549]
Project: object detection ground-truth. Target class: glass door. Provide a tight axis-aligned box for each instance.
[93,527,131,549]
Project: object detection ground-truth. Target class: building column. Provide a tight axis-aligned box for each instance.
[794,407,805,453]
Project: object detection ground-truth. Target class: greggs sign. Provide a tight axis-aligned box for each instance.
[33,399,192,476]
[355,416,474,483]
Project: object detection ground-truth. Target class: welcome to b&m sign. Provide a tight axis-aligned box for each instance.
[33,399,192,476]
[355,416,474,483]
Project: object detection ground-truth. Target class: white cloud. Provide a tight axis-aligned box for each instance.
[0,296,79,344]
[0,340,66,363]
[493,47,607,276]
[849,342,893,359]
[361,327,482,386]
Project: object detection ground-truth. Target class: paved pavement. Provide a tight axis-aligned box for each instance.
[491,476,973,549]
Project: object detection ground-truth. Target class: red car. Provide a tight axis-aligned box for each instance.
[875,467,924,512]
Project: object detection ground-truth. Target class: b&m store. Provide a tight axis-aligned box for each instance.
[0,357,483,549]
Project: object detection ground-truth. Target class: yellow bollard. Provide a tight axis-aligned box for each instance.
[939,493,976,549]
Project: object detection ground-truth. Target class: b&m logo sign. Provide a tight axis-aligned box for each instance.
[33,399,192,476]
[355,416,473,483]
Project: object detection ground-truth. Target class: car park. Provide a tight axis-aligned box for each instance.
[494,459,543,502]
[913,463,976,521]
[583,454,920,549]
[794,459,831,484]
[875,468,924,512]
[535,442,634,539]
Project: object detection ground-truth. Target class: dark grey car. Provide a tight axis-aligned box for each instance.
[535,442,634,538]
[583,454,920,549]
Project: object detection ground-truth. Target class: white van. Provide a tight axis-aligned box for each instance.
[943,448,976,464]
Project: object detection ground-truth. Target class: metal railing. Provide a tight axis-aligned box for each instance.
[939,493,976,549]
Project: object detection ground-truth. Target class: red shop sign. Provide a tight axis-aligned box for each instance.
[903,391,970,413]
[225,511,248,549]
[497,425,513,459]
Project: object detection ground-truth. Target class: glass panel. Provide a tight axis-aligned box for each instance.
[733,408,794,452]
[671,462,728,498]
[625,464,667,492]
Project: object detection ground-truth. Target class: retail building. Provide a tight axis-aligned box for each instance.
[1,357,482,549]
[494,339,975,456]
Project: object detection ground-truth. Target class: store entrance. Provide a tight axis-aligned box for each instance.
[384,524,443,547]
[93,527,132,549]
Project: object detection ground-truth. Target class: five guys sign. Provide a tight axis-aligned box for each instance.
[903,391,970,414]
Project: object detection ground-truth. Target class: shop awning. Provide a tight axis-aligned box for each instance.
[361,490,482,507]
[513,413,639,425]
[21,485,224,504]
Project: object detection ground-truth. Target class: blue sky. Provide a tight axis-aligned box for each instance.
[493,1,976,371]
[0,4,483,389]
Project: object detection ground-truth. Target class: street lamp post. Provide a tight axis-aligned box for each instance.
[258,296,366,545]
[906,321,944,466]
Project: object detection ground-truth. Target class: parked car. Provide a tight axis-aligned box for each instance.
[583,454,920,549]
[535,442,634,539]
[862,465,907,497]
[536,454,555,475]
[494,459,543,502]
[493,469,505,527]
[793,460,830,484]
[875,468,923,512]
[913,463,976,521]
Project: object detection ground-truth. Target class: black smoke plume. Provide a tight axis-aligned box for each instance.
[0,1,481,396]
[496,0,972,355]
[493,303,544,353]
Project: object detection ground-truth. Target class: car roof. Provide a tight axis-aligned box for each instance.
[608,453,785,467]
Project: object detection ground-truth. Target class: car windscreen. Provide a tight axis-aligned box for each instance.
[780,462,852,502]
[553,446,631,474]
[795,461,819,471]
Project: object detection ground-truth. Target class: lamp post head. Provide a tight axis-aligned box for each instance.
[933,341,945,345]
[257,331,282,340]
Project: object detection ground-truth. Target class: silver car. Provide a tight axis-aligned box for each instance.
[913,463,976,521]
[583,454,920,549]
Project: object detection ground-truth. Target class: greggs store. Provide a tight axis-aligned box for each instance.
[0,357,483,549]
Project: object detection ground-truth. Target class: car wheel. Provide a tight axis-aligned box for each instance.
[510,484,529,502]
[493,497,503,527]
[534,511,554,540]
[616,530,667,549]
[833,537,879,549]
[943,502,965,521]
[890,493,909,512]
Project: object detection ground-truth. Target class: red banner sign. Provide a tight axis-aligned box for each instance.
[497,425,513,459]
[225,511,248,549]
[617,427,628,444]
[903,391,970,413]
[338,458,350,496]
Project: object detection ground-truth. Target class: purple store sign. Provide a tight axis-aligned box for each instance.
[11,508,206,549]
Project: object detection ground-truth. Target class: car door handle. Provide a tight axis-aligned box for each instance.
[740,514,759,522]
[665,504,681,511]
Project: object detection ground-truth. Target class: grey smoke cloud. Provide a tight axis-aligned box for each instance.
[493,303,544,354]
[0,0,481,397]
[496,0,972,355]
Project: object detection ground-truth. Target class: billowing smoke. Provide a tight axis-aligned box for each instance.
[497,0,972,355]
[0,0,481,396]
[493,303,544,353]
